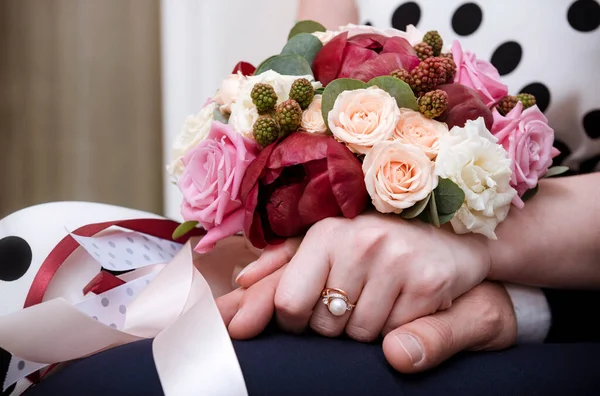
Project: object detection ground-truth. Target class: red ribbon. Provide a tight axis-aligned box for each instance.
[24,218,205,309]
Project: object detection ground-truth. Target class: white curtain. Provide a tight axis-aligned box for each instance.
[160,0,299,220]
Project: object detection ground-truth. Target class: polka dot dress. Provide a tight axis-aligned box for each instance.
[357,0,600,172]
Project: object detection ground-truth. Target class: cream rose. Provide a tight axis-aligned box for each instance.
[363,141,438,214]
[393,109,449,159]
[229,70,321,139]
[328,87,400,154]
[214,71,246,113]
[301,95,328,134]
[435,117,517,239]
[167,101,218,178]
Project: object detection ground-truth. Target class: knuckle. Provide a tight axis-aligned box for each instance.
[345,323,378,343]
[312,217,343,238]
[413,265,453,297]
[421,316,455,348]
[274,290,304,318]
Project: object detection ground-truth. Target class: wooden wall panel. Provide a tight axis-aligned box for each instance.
[0,0,163,218]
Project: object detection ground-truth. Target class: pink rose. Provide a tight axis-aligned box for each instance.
[451,40,508,107]
[178,121,260,253]
[491,102,560,208]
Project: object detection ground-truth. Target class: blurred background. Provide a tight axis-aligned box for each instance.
[0,0,298,220]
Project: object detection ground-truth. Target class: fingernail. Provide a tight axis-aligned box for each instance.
[396,333,424,365]
[235,260,257,283]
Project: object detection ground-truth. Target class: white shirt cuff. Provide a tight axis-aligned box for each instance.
[503,283,551,343]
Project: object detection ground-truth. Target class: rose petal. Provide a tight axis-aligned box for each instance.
[347,33,386,50]
[380,37,420,71]
[194,208,246,253]
[348,53,410,82]
[313,32,349,86]
[437,84,493,130]
[266,182,306,237]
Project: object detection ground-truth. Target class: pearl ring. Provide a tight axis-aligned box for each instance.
[321,288,355,316]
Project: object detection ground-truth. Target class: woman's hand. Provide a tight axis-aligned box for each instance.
[234,212,491,341]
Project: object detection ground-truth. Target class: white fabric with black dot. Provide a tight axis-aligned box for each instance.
[358,0,600,172]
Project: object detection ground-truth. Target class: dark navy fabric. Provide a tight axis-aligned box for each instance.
[23,324,600,396]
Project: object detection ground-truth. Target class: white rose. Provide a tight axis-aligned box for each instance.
[214,71,246,113]
[363,141,437,214]
[301,95,328,134]
[328,87,400,154]
[435,117,517,239]
[312,24,425,46]
[229,70,321,139]
[167,101,219,178]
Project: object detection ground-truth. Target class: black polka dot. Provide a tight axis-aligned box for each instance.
[391,2,421,30]
[490,41,522,76]
[0,237,32,282]
[519,82,551,113]
[452,2,483,36]
[364,21,373,26]
[567,0,600,32]
[580,154,600,173]
[552,139,571,167]
[583,109,600,139]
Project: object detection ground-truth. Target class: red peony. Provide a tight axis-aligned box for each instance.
[436,83,493,130]
[231,61,256,76]
[240,132,368,248]
[313,32,420,86]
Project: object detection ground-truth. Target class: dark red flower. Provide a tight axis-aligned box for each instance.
[436,84,493,130]
[232,61,256,76]
[241,132,368,248]
[313,32,420,86]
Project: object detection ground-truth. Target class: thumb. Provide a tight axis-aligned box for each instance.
[382,283,514,373]
[236,237,301,288]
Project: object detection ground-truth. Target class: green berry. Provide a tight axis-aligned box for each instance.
[275,99,302,135]
[418,89,449,119]
[390,68,414,87]
[289,78,315,110]
[423,30,443,56]
[414,42,434,61]
[252,115,280,147]
[516,93,536,109]
[496,95,519,115]
[250,83,278,114]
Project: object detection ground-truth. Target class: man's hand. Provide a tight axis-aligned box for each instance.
[383,281,517,373]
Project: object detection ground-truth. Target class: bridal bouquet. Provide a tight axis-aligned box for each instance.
[167,21,566,253]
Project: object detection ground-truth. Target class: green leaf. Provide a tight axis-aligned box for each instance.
[543,166,569,178]
[213,108,229,124]
[253,55,277,76]
[433,178,465,215]
[321,78,368,128]
[254,54,314,76]
[521,184,539,202]
[172,221,199,240]
[315,87,324,95]
[367,76,419,110]
[288,20,326,40]
[428,190,441,228]
[281,33,323,66]
[438,212,455,225]
[401,194,431,219]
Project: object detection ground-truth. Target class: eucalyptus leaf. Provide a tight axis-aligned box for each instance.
[288,20,326,40]
[438,212,455,225]
[321,78,368,128]
[172,220,199,240]
[543,166,569,178]
[281,33,323,66]
[254,54,314,76]
[428,190,441,228]
[401,194,431,219]
[213,108,229,124]
[433,178,465,215]
[367,76,419,110]
[315,87,324,95]
[253,55,277,76]
[521,184,539,202]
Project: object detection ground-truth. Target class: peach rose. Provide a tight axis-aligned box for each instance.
[328,87,400,154]
[393,109,449,159]
[363,141,438,214]
[301,95,328,134]
[214,72,246,113]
